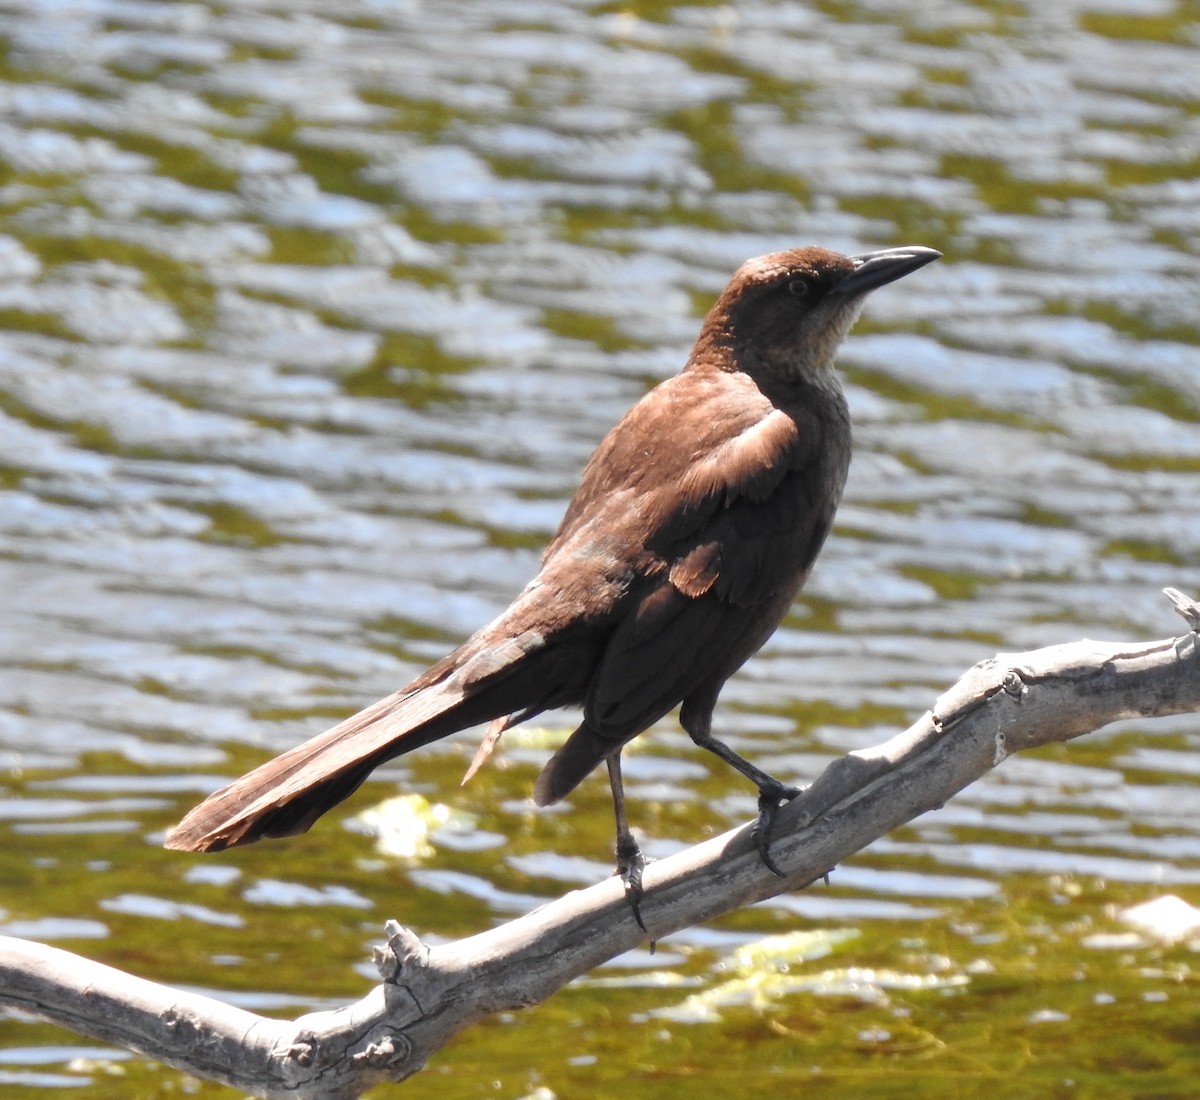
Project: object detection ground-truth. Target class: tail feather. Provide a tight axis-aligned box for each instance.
[165,629,555,852]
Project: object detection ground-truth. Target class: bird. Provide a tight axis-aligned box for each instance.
[165,243,941,924]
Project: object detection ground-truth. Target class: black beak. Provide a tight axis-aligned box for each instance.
[839,246,941,296]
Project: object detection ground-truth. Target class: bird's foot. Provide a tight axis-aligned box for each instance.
[615,832,648,933]
[753,780,802,877]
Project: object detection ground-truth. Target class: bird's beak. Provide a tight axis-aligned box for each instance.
[839,246,941,296]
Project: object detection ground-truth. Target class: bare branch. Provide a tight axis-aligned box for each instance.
[3,601,1198,1098]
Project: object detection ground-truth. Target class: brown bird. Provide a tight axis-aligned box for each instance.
[165,244,940,919]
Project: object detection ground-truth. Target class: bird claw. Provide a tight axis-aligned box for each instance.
[753,781,801,877]
[615,833,648,933]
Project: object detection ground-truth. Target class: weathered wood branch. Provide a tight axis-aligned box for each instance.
[2,589,1199,1098]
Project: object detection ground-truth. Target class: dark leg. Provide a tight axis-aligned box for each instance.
[680,704,800,877]
[607,753,647,932]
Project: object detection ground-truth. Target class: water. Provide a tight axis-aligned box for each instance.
[0,1,1198,1097]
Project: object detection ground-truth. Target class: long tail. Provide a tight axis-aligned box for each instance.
[164,630,554,853]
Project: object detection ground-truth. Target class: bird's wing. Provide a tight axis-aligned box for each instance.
[584,401,831,734]
[531,380,843,804]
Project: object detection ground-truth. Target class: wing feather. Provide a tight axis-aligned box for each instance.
[583,398,836,736]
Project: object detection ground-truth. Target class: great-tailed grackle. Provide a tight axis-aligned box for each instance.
[165,244,940,918]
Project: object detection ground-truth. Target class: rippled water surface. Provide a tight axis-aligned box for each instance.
[0,1,1198,1097]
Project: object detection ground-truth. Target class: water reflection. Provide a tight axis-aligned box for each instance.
[0,0,1197,1096]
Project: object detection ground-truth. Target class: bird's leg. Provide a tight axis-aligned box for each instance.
[681,707,800,877]
[607,753,647,932]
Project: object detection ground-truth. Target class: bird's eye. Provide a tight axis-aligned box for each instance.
[787,278,810,298]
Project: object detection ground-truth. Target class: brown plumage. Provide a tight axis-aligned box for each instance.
[165,245,940,892]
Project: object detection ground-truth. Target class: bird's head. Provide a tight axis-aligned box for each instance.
[700,245,941,386]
